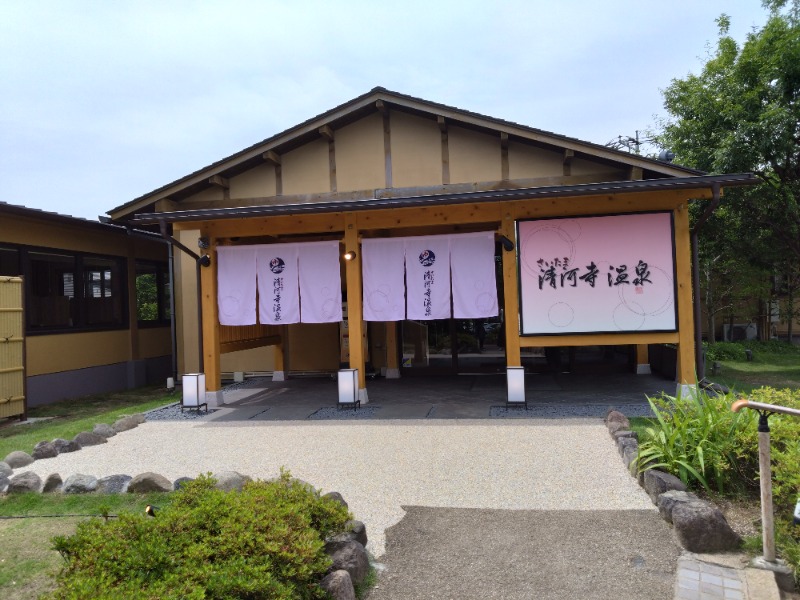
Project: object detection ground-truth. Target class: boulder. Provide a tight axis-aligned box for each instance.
[617,437,638,457]
[97,474,132,494]
[0,474,9,494]
[643,469,687,504]
[320,570,356,600]
[173,477,194,491]
[4,450,34,469]
[656,490,699,524]
[326,540,369,586]
[622,447,639,471]
[128,413,147,425]
[9,471,42,493]
[607,421,627,436]
[43,473,63,493]
[92,423,117,438]
[73,432,107,447]
[52,438,81,454]
[672,500,742,552]
[112,416,140,433]
[63,473,99,494]
[128,472,172,493]
[212,471,251,492]
[612,430,638,442]
[0,461,13,477]
[32,441,59,460]
[606,410,630,429]
[324,491,349,509]
[345,520,368,547]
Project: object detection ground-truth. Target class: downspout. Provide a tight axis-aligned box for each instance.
[167,242,177,381]
[157,219,211,374]
[691,183,721,382]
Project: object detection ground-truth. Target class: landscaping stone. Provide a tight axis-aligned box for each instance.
[63,473,99,494]
[43,473,63,493]
[92,423,117,438]
[622,447,638,471]
[616,437,638,457]
[52,438,81,454]
[4,450,34,468]
[128,472,172,493]
[320,570,356,600]
[97,474,132,494]
[324,491,348,509]
[643,469,687,504]
[672,500,742,552]
[212,471,251,492]
[345,520,368,547]
[326,540,369,586]
[173,477,194,491]
[32,441,59,460]
[606,410,630,428]
[0,475,9,494]
[128,413,147,425]
[9,471,42,493]
[607,421,627,436]
[0,461,13,477]
[656,490,699,524]
[612,430,638,442]
[74,431,107,447]
[112,416,140,433]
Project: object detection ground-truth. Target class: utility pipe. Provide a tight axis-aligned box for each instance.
[731,398,800,564]
[691,183,721,381]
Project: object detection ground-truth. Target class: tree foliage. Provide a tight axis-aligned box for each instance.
[656,1,800,339]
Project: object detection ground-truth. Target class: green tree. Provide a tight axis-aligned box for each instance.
[657,1,800,341]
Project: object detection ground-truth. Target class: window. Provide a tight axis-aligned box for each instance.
[136,261,171,325]
[0,246,20,276]
[26,250,126,331]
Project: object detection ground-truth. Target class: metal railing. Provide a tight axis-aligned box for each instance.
[731,399,800,565]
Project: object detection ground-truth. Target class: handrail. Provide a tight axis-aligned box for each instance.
[731,398,800,418]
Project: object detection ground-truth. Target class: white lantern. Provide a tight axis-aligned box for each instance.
[182,373,207,411]
[506,367,526,407]
[337,369,360,409]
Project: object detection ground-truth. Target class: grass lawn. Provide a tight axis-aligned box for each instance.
[0,493,174,600]
[709,353,800,394]
[0,386,178,459]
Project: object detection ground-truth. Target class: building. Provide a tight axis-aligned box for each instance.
[105,88,756,403]
[0,202,172,407]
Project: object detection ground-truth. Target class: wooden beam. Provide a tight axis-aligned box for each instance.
[501,134,509,181]
[441,119,450,185]
[155,198,178,213]
[501,215,521,367]
[262,150,281,165]
[563,149,574,176]
[673,203,696,385]
[376,99,387,115]
[344,214,367,394]
[437,115,447,132]
[319,125,334,141]
[628,166,643,181]
[383,110,393,188]
[385,321,399,371]
[220,335,282,354]
[500,132,509,149]
[328,135,337,192]
[208,175,229,189]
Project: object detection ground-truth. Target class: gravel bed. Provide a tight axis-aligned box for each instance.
[19,418,654,557]
[490,403,655,419]
[145,403,219,421]
[307,406,382,420]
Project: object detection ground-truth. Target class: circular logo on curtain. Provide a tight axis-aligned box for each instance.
[419,249,436,267]
[269,257,285,274]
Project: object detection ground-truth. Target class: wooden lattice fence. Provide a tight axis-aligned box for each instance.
[0,276,26,419]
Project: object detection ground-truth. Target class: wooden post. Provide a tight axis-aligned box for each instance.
[673,204,696,386]
[272,325,286,381]
[344,214,368,402]
[635,344,650,374]
[758,424,777,562]
[199,234,221,393]
[385,321,400,378]
[501,214,521,367]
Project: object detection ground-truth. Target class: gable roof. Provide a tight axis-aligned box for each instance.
[107,87,702,220]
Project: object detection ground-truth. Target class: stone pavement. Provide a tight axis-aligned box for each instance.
[675,554,784,600]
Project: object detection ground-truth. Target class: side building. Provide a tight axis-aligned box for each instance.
[0,202,172,407]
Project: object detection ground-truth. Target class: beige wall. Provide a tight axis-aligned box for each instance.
[230,164,277,199]
[287,323,340,371]
[138,327,171,359]
[508,142,564,179]
[282,139,330,195]
[27,330,130,376]
[391,111,442,187]
[336,112,386,191]
[220,346,276,372]
[448,125,501,183]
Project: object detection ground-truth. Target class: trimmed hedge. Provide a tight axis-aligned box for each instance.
[47,472,351,599]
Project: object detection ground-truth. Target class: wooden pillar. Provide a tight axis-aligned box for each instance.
[344,213,368,402]
[501,214,521,367]
[200,233,221,393]
[674,204,696,386]
[272,325,286,381]
[635,344,650,374]
[385,321,400,378]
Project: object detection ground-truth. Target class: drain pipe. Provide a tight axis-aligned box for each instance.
[691,183,721,381]
[157,219,211,373]
[167,242,178,382]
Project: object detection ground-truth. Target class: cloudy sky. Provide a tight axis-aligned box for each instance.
[0,1,768,220]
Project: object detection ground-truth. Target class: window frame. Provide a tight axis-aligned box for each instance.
[135,260,171,328]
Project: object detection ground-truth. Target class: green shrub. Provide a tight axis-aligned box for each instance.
[47,472,352,600]
[638,389,756,493]
[704,339,800,362]
[704,342,747,362]
[741,340,800,356]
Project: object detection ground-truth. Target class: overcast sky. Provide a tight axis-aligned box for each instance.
[0,1,768,221]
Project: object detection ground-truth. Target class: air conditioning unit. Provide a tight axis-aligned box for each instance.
[723,323,758,342]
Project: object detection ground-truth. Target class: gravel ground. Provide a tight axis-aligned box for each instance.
[18,418,654,557]
[145,403,219,421]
